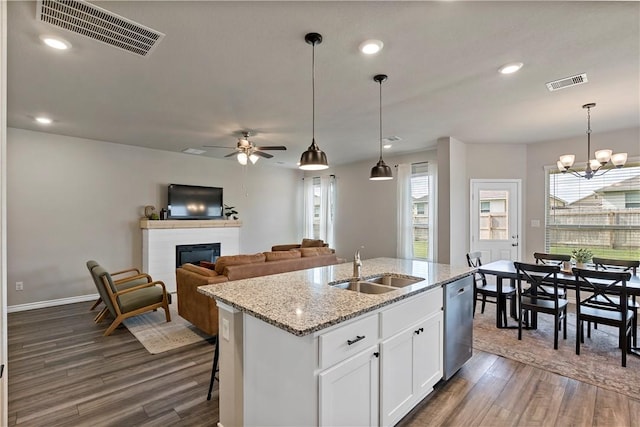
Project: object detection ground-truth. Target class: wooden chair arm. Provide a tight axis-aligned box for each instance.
[114,273,152,286]
[115,280,167,296]
[111,267,142,277]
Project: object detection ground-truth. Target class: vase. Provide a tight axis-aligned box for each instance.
[576,262,585,269]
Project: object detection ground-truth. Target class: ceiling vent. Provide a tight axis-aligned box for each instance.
[36,0,165,57]
[546,73,588,92]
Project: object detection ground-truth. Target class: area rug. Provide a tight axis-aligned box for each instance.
[473,304,640,399]
[122,295,213,354]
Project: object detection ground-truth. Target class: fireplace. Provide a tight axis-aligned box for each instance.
[176,243,221,268]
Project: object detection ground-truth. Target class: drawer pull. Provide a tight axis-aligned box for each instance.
[347,335,365,345]
[414,327,424,335]
[373,352,379,358]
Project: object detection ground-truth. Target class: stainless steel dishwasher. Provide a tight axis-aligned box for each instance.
[443,275,474,380]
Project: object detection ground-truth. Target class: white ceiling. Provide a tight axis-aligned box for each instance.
[7,1,640,168]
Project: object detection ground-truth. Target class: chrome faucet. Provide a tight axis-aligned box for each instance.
[353,249,362,280]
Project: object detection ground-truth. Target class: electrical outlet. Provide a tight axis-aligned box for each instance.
[222,318,230,341]
[16,281,23,291]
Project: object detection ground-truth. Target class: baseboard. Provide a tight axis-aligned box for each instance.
[7,293,99,313]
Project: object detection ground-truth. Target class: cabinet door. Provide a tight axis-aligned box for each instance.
[319,345,379,427]
[414,311,443,395]
[380,312,443,426]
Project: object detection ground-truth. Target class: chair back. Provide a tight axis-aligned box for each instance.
[91,265,121,316]
[86,260,117,318]
[533,252,571,266]
[592,257,639,276]
[466,251,488,287]
[514,262,562,301]
[573,268,631,313]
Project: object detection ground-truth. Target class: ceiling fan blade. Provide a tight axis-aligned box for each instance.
[224,152,238,158]
[255,146,287,151]
[253,151,274,159]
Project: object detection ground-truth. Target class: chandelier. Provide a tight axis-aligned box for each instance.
[556,103,627,179]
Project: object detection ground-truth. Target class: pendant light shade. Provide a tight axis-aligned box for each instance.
[370,74,393,181]
[299,32,329,171]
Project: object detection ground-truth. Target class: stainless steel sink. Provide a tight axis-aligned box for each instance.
[330,280,396,294]
[365,274,423,288]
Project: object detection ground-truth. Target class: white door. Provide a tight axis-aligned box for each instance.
[470,180,521,262]
[0,2,8,423]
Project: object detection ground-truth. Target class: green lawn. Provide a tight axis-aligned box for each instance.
[550,246,640,261]
[413,241,428,259]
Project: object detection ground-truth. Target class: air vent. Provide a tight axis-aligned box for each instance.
[546,73,588,92]
[36,0,165,57]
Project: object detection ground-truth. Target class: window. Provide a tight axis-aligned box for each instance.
[411,163,430,259]
[546,162,640,260]
[480,201,490,213]
[303,175,336,245]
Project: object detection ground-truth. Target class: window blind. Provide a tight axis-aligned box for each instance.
[545,161,640,260]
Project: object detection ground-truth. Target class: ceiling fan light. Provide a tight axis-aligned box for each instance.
[595,149,612,164]
[237,152,248,165]
[556,160,567,172]
[299,140,329,170]
[559,154,575,168]
[589,158,601,170]
[611,152,628,167]
[370,159,393,180]
[249,153,260,164]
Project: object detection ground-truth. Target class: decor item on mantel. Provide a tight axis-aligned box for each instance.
[143,205,159,220]
[299,32,329,171]
[223,204,238,220]
[571,247,593,268]
[369,74,393,181]
[556,103,627,179]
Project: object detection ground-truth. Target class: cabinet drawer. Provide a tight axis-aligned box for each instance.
[319,314,379,370]
[381,287,443,339]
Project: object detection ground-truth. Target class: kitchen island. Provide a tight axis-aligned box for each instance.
[199,257,474,426]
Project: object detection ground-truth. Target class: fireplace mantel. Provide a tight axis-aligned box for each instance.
[140,219,242,229]
[141,219,241,292]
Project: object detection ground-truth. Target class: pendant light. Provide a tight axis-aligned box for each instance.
[370,74,393,180]
[557,103,627,179]
[299,32,329,171]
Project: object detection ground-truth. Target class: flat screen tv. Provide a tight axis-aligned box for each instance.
[167,184,223,220]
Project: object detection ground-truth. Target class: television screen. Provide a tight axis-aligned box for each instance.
[167,184,223,219]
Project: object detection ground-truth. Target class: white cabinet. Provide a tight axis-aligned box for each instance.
[319,345,380,427]
[319,286,444,427]
[380,296,443,426]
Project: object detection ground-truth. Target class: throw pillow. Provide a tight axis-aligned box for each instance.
[214,253,266,275]
[301,238,324,248]
[199,260,216,270]
[264,250,302,262]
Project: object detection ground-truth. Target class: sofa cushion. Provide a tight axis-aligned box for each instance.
[298,247,322,257]
[264,250,302,262]
[301,238,325,248]
[316,246,334,255]
[182,263,219,277]
[215,253,266,274]
[199,260,216,270]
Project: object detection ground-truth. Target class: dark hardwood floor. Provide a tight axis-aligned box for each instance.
[7,302,640,426]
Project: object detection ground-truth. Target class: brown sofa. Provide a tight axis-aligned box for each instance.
[271,238,332,252]
[176,248,339,335]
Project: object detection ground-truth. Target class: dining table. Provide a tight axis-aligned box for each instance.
[478,259,640,357]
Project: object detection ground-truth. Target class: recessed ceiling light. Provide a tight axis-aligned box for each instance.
[359,39,384,55]
[35,117,53,125]
[40,35,72,50]
[182,148,206,155]
[383,144,392,149]
[498,62,523,74]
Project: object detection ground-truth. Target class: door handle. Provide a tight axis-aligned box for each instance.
[512,243,518,247]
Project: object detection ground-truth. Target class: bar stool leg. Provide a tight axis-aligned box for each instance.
[207,337,219,401]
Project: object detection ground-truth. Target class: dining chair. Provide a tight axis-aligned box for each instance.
[573,268,634,367]
[591,257,639,346]
[514,262,568,349]
[533,252,571,266]
[466,251,516,327]
[92,265,171,336]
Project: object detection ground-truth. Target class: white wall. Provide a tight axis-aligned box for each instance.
[7,128,302,306]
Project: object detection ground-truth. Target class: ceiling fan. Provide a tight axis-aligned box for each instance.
[204,131,287,165]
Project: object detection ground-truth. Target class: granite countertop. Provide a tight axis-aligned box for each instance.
[198,257,474,336]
